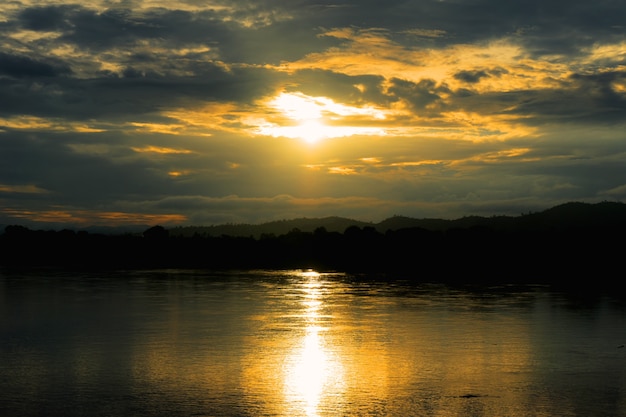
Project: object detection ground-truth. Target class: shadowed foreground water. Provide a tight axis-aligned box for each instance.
[1,269,626,416]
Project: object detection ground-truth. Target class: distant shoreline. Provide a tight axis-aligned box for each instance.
[1,202,624,286]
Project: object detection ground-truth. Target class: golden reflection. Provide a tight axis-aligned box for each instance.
[286,326,329,416]
[284,270,345,416]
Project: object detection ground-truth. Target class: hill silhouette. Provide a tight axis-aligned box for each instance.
[1,201,624,286]
[169,201,626,237]
[169,216,374,239]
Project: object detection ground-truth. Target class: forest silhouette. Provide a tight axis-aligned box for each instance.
[1,201,624,285]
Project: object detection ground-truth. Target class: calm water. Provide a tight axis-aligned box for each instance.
[1,269,626,417]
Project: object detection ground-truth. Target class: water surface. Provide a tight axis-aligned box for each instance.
[1,269,626,416]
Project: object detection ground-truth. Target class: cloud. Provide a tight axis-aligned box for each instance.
[0,184,50,194]
[131,145,194,154]
[453,70,490,84]
[0,206,187,227]
[0,52,72,78]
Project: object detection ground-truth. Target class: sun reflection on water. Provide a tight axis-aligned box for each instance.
[284,270,344,416]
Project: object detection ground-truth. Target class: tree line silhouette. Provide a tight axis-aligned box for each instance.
[1,201,624,285]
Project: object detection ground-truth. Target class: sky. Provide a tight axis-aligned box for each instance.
[1,0,626,229]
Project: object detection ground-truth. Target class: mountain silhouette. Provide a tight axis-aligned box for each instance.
[169,201,626,238]
[169,216,374,239]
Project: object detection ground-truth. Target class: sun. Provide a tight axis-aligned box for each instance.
[256,92,386,144]
[272,92,324,121]
[268,92,330,144]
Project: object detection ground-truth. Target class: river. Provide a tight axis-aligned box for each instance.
[1,269,625,416]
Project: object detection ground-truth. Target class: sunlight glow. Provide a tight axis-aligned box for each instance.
[258,92,386,143]
[284,271,344,416]
[289,328,329,416]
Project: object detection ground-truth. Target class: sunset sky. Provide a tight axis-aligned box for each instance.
[1,0,626,229]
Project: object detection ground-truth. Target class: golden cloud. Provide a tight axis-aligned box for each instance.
[0,115,105,133]
[277,29,577,94]
[2,207,187,225]
[131,145,194,154]
[0,184,50,194]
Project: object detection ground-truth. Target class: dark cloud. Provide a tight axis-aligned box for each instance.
[0,131,147,197]
[353,0,626,57]
[453,70,490,84]
[18,5,77,31]
[13,4,335,64]
[512,1,626,57]
[454,67,510,84]
[12,1,626,62]
[0,63,280,120]
[16,5,229,51]
[0,52,72,78]
[478,71,626,124]
[387,78,450,112]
